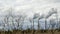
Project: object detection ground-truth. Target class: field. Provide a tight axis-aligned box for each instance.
[0,30,60,34]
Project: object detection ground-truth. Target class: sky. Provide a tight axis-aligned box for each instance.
[0,0,60,16]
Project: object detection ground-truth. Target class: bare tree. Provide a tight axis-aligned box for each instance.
[45,8,57,30]
[33,13,40,30]
[50,18,56,34]
[29,18,33,30]
[3,7,15,31]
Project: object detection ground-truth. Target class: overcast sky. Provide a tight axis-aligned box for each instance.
[0,0,60,17]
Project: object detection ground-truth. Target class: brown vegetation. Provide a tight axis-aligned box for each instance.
[0,30,60,34]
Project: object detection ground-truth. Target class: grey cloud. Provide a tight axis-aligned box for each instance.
[47,0,60,3]
[53,0,60,3]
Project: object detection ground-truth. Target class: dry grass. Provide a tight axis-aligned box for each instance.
[0,30,60,34]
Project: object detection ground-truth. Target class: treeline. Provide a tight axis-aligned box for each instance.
[0,8,60,32]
